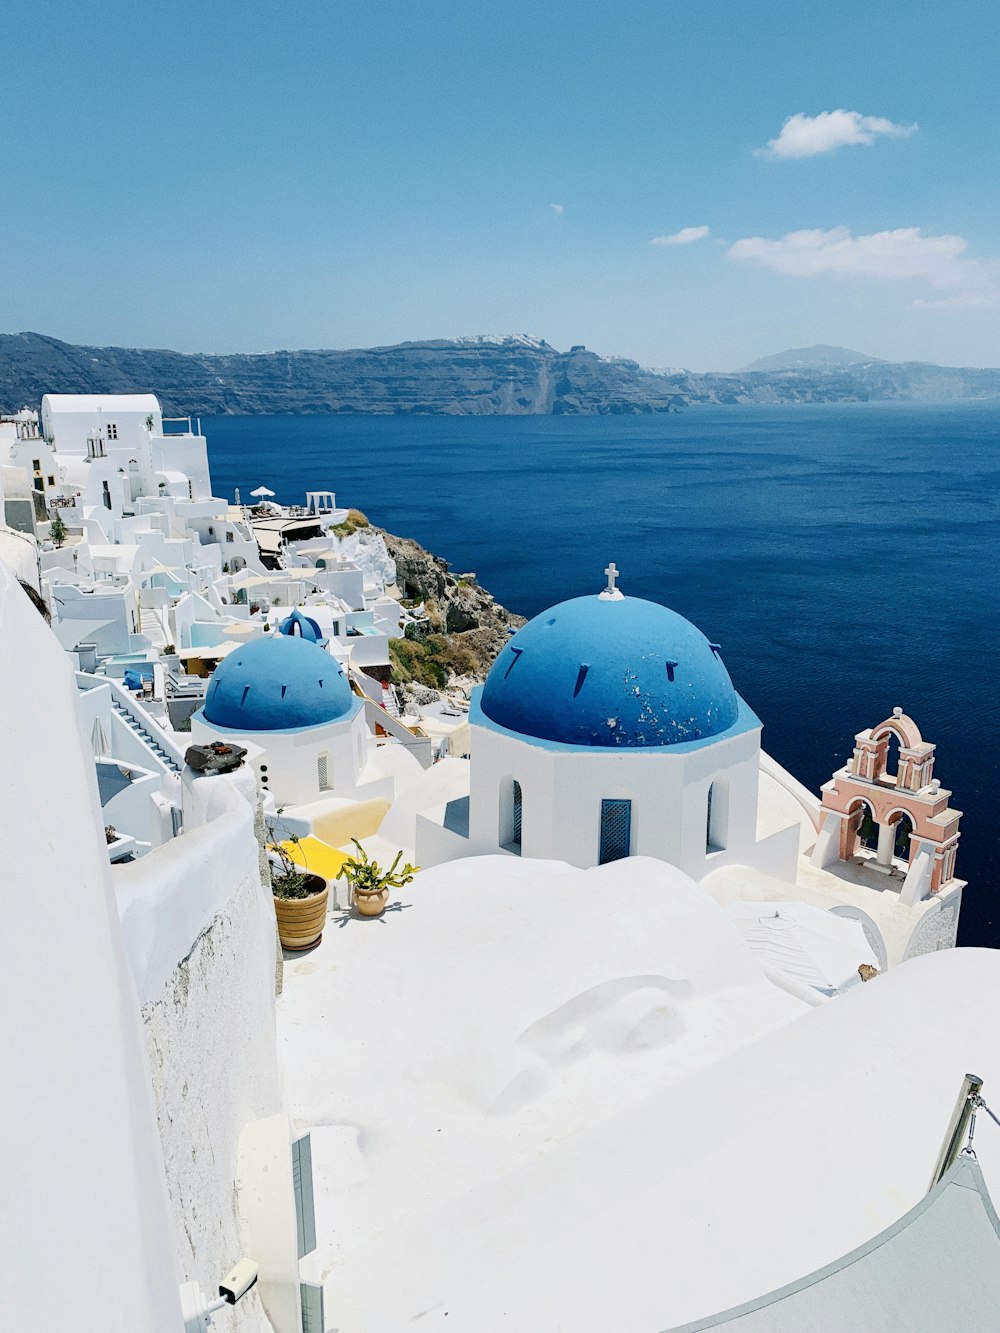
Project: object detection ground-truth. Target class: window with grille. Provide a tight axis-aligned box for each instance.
[106,423,118,440]
[511,780,522,850]
[317,753,332,790]
[599,799,631,864]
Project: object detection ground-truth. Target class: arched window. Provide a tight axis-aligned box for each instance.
[852,800,879,853]
[706,779,728,853]
[499,778,522,854]
[892,811,914,862]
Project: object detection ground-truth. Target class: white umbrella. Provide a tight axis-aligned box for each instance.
[250,485,275,498]
[725,900,879,992]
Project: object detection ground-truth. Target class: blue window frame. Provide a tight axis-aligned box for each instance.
[599,798,631,864]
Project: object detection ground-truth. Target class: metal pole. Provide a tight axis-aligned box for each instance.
[929,1072,983,1192]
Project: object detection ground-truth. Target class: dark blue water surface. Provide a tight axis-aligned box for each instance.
[205,404,1000,947]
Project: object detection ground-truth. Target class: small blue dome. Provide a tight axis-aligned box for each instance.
[279,608,323,642]
[203,635,354,731]
[480,594,740,747]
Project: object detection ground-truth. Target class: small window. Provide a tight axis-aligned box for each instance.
[32,458,40,471]
[317,753,332,791]
[706,780,728,853]
[101,479,112,510]
[225,530,234,542]
[599,799,631,864]
[48,474,56,487]
[106,423,118,440]
[511,780,522,850]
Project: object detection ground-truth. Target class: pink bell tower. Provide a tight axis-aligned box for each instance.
[811,709,963,904]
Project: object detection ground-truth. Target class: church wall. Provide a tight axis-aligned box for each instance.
[191,701,384,810]
[466,720,770,877]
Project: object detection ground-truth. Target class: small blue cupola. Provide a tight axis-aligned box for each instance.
[278,608,323,642]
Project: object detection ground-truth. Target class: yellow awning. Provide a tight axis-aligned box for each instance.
[279,836,349,881]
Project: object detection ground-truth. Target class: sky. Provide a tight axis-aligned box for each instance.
[2,0,999,370]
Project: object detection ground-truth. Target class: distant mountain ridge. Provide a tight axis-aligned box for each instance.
[740,344,885,373]
[3,331,1000,416]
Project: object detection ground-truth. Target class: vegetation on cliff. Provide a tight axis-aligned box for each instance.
[377,526,523,691]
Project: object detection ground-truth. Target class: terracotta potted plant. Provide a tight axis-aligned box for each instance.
[337,839,418,917]
[269,833,328,950]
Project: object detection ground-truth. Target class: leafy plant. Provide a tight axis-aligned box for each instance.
[162,643,176,655]
[267,828,319,900]
[336,839,418,896]
[49,510,68,548]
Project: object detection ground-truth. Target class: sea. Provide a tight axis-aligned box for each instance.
[204,403,1000,949]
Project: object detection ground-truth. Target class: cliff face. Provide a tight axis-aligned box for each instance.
[4,330,1000,415]
[378,526,524,691]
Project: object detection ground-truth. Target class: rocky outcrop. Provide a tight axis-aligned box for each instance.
[378,527,524,690]
[5,330,1000,416]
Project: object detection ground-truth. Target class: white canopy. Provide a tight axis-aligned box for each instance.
[250,485,275,498]
[725,901,879,992]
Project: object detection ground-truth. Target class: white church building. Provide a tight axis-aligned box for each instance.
[417,564,798,881]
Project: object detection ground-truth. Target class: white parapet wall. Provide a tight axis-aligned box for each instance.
[115,765,298,1333]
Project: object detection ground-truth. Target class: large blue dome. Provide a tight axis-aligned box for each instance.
[203,635,354,731]
[479,593,741,748]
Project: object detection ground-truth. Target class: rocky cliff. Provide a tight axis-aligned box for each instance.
[377,525,524,692]
[4,330,1000,415]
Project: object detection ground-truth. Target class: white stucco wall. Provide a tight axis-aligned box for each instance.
[191,702,386,808]
[453,718,796,882]
[114,766,298,1332]
[0,559,182,1333]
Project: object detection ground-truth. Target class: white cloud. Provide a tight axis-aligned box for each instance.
[728,225,1000,307]
[759,110,917,159]
[651,225,710,247]
[550,203,564,215]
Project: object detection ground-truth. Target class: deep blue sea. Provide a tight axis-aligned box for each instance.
[203,404,1000,948]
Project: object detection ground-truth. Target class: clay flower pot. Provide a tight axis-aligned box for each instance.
[273,874,329,950]
[353,885,390,917]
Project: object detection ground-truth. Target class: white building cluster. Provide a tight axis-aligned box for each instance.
[0,391,993,1333]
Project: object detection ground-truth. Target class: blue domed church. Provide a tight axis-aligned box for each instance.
[416,567,800,881]
[189,633,385,807]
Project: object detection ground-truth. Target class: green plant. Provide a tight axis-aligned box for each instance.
[267,827,317,899]
[330,508,371,538]
[336,839,418,895]
[162,643,176,655]
[145,414,155,431]
[49,510,68,548]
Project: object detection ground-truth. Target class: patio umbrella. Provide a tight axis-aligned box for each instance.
[725,900,879,992]
[250,485,276,498]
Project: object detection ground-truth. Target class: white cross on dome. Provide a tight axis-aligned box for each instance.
[599,561,625,601]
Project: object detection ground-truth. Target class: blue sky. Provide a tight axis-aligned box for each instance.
[3,0,999,368]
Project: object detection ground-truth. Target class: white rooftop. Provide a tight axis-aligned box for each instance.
[41,392,161,414]
[278,857,1000,1330]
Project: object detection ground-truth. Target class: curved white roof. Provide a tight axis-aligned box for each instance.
[42,393,161,414]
